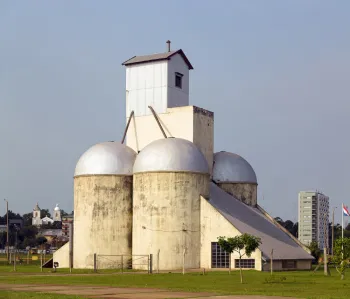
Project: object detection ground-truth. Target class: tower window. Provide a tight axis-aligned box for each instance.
[175,72,183,89]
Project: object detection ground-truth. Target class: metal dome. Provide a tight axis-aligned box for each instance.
[133,138,209,174]
[54,204,60,211]
[213,151,257,184]
[74,142,137,176]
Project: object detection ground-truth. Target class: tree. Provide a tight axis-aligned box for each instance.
[22,213,33,226]
[20,226,39,249]
[40,209,51,219]
[274,217,284,225]
[52,221,62,229]
[308,241,321,261]
[273,217,298,237]
[218,234,261,283]
[283,220,294,232]
[60,210,69,218]
[5,210,22,219]
[291,222,298,238]
[0,232,6,248]
[333,237,350,280]
[36,236,48,246]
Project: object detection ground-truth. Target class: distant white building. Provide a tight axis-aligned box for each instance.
[298,191,329,249]
[32,203,61,226]
[32,203,42,226]
[53,204,62,222]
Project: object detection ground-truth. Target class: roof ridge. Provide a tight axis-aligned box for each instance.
[134,49,178,57]
[122,49,193,69]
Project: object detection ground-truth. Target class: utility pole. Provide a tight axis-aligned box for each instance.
[14,228,17,272]
[332,207,336,255]
[270,249,273,275]
[4,199,9,262]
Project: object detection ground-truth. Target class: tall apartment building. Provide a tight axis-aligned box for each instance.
[298,191,329,249]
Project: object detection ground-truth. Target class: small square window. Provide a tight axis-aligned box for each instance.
[175,72,183,89]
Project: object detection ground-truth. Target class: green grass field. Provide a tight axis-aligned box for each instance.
[0,264,138,275]
[0,253,53,267]
[0,291,83,299]
[0,266,349,299]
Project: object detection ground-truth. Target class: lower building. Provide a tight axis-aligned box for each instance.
[200,183,312,271]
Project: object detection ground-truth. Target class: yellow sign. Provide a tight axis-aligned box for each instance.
[32,256,38,261]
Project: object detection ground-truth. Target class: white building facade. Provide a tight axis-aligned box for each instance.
[298,191,329,249]
[32,203,61,226]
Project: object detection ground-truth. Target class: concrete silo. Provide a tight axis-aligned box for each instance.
[73,141,136,269]
[212,151,258,206]
[132,138,210,270]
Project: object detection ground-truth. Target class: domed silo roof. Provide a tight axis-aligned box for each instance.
[74,142,137,177]
[213,151,257,184]
[133,138,209,174]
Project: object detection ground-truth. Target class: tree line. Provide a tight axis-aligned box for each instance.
[274,217,350,240]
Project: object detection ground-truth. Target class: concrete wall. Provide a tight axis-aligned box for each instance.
[200,196,262,271]
[126,106,214,174]
[297,260,312,270]
[217,183,257,206]
[262,259,312,271]
[73,175,133,269]
[193,107,214,175]
[133,172,209,270]
[53,242,70,268]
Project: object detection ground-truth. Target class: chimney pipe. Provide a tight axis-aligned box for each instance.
[166,40,171,52]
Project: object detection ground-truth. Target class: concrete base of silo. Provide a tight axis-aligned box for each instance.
[73,175,133,269]
[132,172,209,271]
[217,182,257,206]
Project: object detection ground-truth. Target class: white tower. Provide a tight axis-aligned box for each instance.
[122,40,193,117]
[123,41,214,173]
[53,204,61,222]
[32,202,42,226]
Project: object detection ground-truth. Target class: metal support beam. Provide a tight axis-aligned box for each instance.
[121,111,134,144]
[148,106,167,138]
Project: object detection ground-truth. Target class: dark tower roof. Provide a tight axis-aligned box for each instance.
[122,49,193,70]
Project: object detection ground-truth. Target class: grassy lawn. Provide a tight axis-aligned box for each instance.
[0,268,349,298]
[0,264,137,274]
[0,291,84,298]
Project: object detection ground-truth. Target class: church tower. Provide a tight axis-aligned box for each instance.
[123,41,214,173]
[32,202,42,226]
[53,204,61,222]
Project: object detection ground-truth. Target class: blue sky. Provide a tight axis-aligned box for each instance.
[1,1,349,223]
